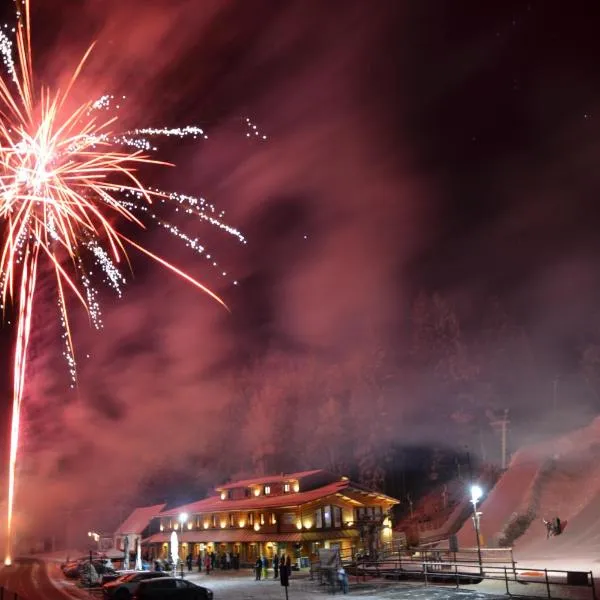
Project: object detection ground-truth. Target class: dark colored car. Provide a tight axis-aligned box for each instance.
[103,572,169,600]
[134,577,213,600]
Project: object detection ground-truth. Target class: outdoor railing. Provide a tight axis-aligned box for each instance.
[333,556,597,600]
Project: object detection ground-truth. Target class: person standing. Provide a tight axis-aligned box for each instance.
[196,553,202,573]
[273,555,279,579]
[204,554,211,575]
[255,557,263,581]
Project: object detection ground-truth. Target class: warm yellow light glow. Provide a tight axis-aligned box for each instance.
[187,522,193,530]
[271,514,277,524]
[203,522,209,529]
[220,521,227,529]
[347,521,354,527]
[4,557,11,566]
[220,492,226,500]
[383,517,391,528]
[239,520,246,528]
[174,523,179,530]
[160,525,164,532]
[254,488,260,497]
[293,483,300,492]
[303,519,313,529]
[254,523,260,532]
[296,520,302,530]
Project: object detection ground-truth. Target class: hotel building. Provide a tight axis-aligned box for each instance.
[142,470,399,563]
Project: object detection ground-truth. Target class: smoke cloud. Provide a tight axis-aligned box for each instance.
[11,0,420,543]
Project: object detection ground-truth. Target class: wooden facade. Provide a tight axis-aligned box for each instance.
[142,470,399,564]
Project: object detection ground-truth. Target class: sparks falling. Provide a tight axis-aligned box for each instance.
[0,1,252,564]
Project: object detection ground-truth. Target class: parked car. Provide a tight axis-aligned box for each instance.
[134,577,213,600]
[103,572,169,600]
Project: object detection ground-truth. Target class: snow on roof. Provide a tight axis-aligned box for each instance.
[216,470,325,491]
[161,480,398,517]
[115,503,167,535]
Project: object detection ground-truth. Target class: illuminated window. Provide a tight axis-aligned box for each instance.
[284,483,290,493]
[260,513,265,525]
[271,513,277,524]
[248,512,254,526]
[220,491,226,500]
[264,485,271,495]
[323,506,332,528]
[315,509,323,529]
[229,514,235,527]
[212,514,217,528]
[333,506,342,528]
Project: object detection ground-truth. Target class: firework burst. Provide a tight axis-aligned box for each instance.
[0,1,254,564]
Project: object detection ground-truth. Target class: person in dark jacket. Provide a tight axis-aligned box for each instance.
[273,555,279,578]
[255,557,262,580]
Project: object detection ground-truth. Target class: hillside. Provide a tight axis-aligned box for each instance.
[456,416,600,565]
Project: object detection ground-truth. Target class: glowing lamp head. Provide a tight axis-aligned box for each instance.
[470,485,483,504]
[254,523,260,532]
[296,520,302,530]
[179,512,188,524]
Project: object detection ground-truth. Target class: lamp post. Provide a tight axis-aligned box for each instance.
[87,531,100,551]
[470,485,483,574]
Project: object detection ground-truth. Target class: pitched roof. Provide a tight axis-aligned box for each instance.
[216,470,324,491]
[160,480,398,517]
[116,503,167,535]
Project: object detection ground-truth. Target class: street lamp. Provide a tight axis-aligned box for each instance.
[470,485,483,574]
[88,531,100,550]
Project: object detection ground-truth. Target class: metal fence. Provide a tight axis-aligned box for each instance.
[340,556,596,600]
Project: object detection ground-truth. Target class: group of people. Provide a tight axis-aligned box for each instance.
[254,554,293,581]
[191,551,240,573]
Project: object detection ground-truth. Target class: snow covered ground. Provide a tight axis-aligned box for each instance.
[454,417,600,583]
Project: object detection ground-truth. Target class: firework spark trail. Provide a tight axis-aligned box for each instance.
[0,0,260,563]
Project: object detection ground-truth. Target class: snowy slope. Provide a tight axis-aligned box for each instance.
[456,450,542,548]
[453,415,600,566]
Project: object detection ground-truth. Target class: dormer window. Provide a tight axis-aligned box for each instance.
[264,485,271,495]
[284,483,290,493]
[293,482,300,492]
[254,488,261,497]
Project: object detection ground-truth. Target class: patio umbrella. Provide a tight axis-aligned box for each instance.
[170,531,178,568]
